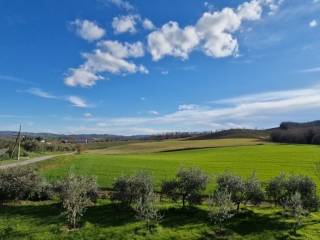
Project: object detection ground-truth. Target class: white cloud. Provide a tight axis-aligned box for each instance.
[23,88,89,108]
[84,113,92,118]
[143,18,155,30]
[148,21,199,61]
[64,40,148,87]
[107,0,134,11]
[147,0,268,61]
[71,19,105,42]
[148,110,159,115]
[112,15,139,34]
[64,68,103,87]
[62,84,320,135]
[300,66,320,73]
[178,104,200,110]
[98,40,144,58]
[161,70,169,75]
[25,88,57,99]
[309,19,318,28]
[68,96,88,108]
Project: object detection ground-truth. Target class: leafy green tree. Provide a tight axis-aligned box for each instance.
[161,168,208,207]
[112,171,154,207]
[266,173,287,206]
[216,172,246,212]
[245,173,265,206]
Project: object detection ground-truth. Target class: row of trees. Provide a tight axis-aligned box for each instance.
[271,128,320,145]
[1,166,319,232]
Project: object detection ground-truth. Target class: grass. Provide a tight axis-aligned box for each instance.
[3,138,320,239]
[88,138,264,154]
[0,200,319,240]
[35,141,320,191]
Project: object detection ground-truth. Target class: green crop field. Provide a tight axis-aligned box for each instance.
[88,138,264,154]
[35,140,320,190]
[2,138,320,239]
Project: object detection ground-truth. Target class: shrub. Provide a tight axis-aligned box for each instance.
[208,190,234,232]
[285,175,318,211]
[266,173,318,211]
[56,171,98,228]
[266,173,287,206]
[216,172,246,212]
[245,173,265,206]
[0,167,50,203]
[134,192,161,230]
[112,171,154,207]
[161,168,208,207]
[283,192,306,234]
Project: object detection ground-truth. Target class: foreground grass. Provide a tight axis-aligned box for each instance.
[36,143,320,190]
[0,200,319,240]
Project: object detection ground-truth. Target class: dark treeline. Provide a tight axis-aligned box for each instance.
[271,121,320,144]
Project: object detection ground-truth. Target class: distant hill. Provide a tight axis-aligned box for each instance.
[2,120,320,144]
[189,129,271,140]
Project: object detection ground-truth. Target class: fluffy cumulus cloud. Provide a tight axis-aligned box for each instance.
[310,19,318,28]
[148,22,199,61]
[112,15,139,34]
[64,40,147,87]
[147,0,283,61]
[71,19,105,42]
[142,18,155,30]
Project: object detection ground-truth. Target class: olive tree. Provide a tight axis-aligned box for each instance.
[265,173,287,206]
[208,190,234,232]
[161,168,208,207]
[216,172,245,212]
[284,192,306,234]
[57,171,98,228]
[134,192,161,230]
[0,167,51,203]
[112,171,154,207]
[266,173,318,211]
[245,173,265,206]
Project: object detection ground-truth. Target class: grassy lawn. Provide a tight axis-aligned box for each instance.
[35,142,320,190]
[0,200,319,240]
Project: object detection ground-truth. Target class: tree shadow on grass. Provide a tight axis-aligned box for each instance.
[160,206,209,228]
[226,209,292,239]
[83,203,137,227]
[0,202,62,225]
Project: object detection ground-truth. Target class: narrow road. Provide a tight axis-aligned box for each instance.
[0,152,74,169]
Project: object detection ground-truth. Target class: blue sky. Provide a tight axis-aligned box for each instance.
[1,0,320,135]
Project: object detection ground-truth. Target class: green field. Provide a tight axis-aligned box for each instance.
[36,139,320,191]
[1,138,320,239]
[1,200,320,240]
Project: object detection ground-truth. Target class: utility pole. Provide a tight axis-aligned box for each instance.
[17,124,21,161]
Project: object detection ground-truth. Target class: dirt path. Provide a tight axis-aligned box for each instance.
[0,152,74,169]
